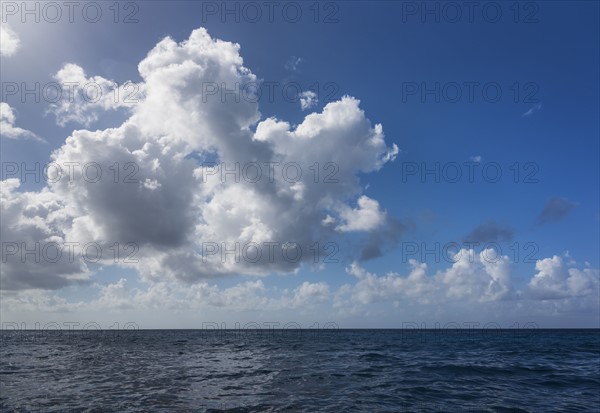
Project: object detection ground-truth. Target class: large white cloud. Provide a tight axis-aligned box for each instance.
[2,27,398,289]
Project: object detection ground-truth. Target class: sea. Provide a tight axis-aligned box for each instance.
[1,329,599,412]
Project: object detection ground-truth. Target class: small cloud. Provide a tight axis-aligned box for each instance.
[143,179,162,190]
[299,90,318,111]
[522,103,542,117]
[535,197,578,226]
[336,195,386,233]
[0,24,20,56]
[0,103,45,142]
[285,56,302,72]
[469,155,482,162]
[464,219,514,243]
[322,214,336,226]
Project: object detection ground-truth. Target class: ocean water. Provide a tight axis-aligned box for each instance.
[0,329,598,412]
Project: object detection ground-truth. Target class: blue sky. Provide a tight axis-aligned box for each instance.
[1,1,599,329]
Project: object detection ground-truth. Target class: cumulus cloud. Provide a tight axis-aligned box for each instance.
[336,250,598,313]
[464,219,514,243]
[335,195,386,232]
[535,197,577,226]
[289,281,329,308]
[0,24,20,56]
[528,255,599,300]
[343,248,513,306]
[2,27,398,290]
[2,249,598,320]
[0,103,43,141]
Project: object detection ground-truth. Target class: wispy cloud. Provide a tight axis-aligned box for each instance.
[285,56,303,72]
[522,103,542,117]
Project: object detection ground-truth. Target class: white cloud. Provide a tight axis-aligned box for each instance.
[290,281,329,307]
[0,277,331,315]
[0,103,43,141]
[342,248,512,306]
[2,27,398,289]
[336,250,598,313]
[0,24,20,56]
[439,249,512,302]
[299,90,318,110]
[528,255,599,299]
[335,195,386,232]
[95,278,134,309]
[4,250,596,325]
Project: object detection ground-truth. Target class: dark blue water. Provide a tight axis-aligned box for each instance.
[1,329,598,412]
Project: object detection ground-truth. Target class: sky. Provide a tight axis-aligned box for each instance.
[0,1,599,329]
